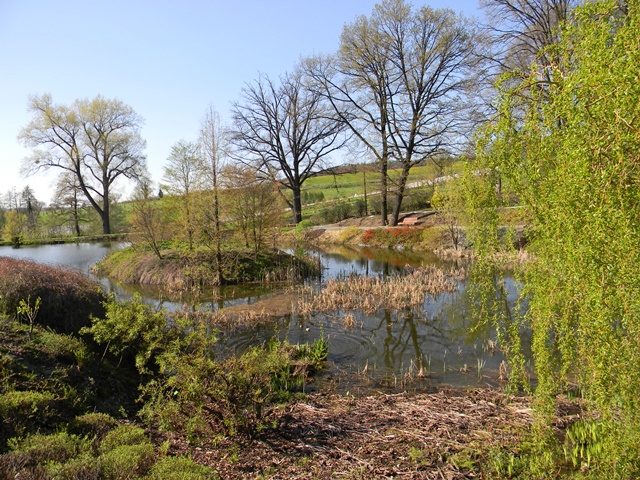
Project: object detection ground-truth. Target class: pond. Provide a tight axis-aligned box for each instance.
[0,242,526,392]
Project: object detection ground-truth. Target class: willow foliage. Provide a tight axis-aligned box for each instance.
[475,0,640,467]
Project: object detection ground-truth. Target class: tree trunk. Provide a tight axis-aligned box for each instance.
[391,164,411,226]
[73,208,81,237]
[73,191,81,237]
[292,186,303,224]
[362,170,368,216]
[380,159,388,226]
[102,196,111,235]
[213,181,225,286]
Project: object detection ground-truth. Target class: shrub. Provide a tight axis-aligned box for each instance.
[295,219,315,232]
[46,454,100,479]
[317,201,352,224]
[360,227,422,248]
[69,413,118,441]
[0,390,56,437]
[0,258,106,334]
[7,432,90,466]
[98,443,155,480]
[401,187,433,211]
[140,318,317,440]
[81,294,169,373]
[338,226,361,244]
[99,425,150,454]
[148,455,218,479]
[302,190,324,205]
[354,199,367,217]
[34,329,87,362]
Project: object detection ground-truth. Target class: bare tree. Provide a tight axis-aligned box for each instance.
[19,94,147,235]
[481,0,580,78]
[130,179,167,259]
[307,29,394,225]
[384,3,482,225]
[51,172,87,237]
[223,164,283,253]
[199,105,227,284]
[308,0,483,225]
[3,188,20,211]
[231,66,347,224]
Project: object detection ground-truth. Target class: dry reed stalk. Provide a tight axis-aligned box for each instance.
[299,265,465,316]
[342,312,356,329]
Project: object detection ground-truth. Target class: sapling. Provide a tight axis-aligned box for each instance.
[16,295,41,340]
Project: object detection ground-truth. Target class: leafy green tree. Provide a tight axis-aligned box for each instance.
[3,210,26,245]
[161,140,203,251]
[19,94,147,235]
[476,0,640,474]
[81,294,168,374]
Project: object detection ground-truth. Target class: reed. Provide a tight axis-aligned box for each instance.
[342,312,356,329]
[477,358,486,380]
[298,265,465,316]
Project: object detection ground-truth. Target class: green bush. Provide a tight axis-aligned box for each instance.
[46,454,100,479]
[7,432,90,466]
[69,413,118,440]
[354,199,367,217]
[401,187,433,211]
[81,294,169,374]
[140,318,319,440]
[302,190,325,205]
[291,336,329,371]
[98,443,155,480]
[99,425,150,454]
[35,329,87,362]
[317,201,353,224]
[0,390,56,437]
[148,455,218,479]
[0,258,106,334]
[295,219,315,232]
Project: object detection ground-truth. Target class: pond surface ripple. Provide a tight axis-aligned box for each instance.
[0,242,526,392]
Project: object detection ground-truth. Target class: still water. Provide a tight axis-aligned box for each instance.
[0,242,525,392]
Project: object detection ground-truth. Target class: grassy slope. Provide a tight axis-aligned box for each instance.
[302,163,462,200]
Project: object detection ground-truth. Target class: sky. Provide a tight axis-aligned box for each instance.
[0,0,483,205]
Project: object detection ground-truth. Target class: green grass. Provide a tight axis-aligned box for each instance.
[302,163,460,201]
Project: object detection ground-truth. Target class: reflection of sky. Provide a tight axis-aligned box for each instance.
[0,242,125,275]
[302,246,438,282]
[0,242,531,391]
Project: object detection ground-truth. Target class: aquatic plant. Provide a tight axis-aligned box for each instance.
[299,264,464,316]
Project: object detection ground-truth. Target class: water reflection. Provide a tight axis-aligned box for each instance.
[0,242,527,390]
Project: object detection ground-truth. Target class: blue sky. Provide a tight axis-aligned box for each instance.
[0,0,482,205]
